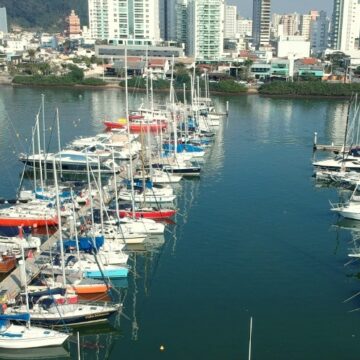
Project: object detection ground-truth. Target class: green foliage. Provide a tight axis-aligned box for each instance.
[121,77,146,88]
[209,80,247,93]
[13,75,77,86]
[14,62,51,76]
[0,0,88,31]
[354,66,360,75]
[67,65,84,81]
[258,81,360,97]
[122,76,247,94]
[80,77,106,86]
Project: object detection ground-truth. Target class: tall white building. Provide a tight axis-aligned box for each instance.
[187,0,224,60]
[300,14,312,40]
[331,0,360,53]
[0,7,8,34]
[279,13,300,36]
[237,18,253,37]
[252,0,271,48]
[88,0,160,41]
[224,5,237,39]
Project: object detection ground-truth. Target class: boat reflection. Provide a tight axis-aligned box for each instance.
[67,321,122,360]
[334,218,360,231]
[0,345,69,359]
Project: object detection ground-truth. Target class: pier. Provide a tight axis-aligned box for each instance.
[0,172,121,303]
[312,131,347,153]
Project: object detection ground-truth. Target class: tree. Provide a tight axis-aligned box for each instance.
[67,64,84,81]
[27,48,36,63]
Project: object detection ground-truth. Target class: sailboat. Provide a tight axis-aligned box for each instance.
[0,247,69,348]
[0,313,69,348]
[7,159,123,325]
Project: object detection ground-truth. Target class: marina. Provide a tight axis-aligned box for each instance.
[0,88,359,358]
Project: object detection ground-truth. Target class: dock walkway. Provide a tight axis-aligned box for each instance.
[0,171,123,303]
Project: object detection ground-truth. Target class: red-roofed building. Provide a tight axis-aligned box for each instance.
[147,58,169,79]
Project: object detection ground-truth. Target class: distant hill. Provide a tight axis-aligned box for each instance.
[0,0,88,31]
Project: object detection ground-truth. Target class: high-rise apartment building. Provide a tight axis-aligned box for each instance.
[88,0,160,41]
[224,5,237,39]
[66,10,81,37]
[237,18,253,37]
[187,0,224,60]
[0,7,8,34]
[279,14,300,36]
[159,0,176,40]
[300,14,312,40]
[252,0,271,48]
[331,0,360,52]
[310,10,329,54]
[175,0,188,45]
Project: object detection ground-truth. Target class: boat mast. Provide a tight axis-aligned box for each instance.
[53,158,66,287]
[42,94,47,182]
[31,126,37,192]
[342,95,354,167]
[20,245,30,327]
[56,108,62,179]
[36,114,44,191]
[125,48,136,218]
[248,317,253,360]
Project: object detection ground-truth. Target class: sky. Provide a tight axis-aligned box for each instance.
[227,0,333,18]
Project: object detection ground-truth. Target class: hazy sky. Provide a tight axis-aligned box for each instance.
[227,0,333,18]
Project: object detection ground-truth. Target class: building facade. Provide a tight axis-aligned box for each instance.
[252,0,271,48]
[159,0,176,40]
[237,18,253,38]
[331,0,360,53]
[310,10,329,55]
[88,0,160,41]
[0,7,8,34]
[67,10,81,38]
[277,35,311,58]
[224,5,237,39]
[300,14,312,40]
[187,0,224,60]
[175,0,188,45]
[278,13,300,36]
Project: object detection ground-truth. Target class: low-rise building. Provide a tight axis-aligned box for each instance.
[277,35,310,59]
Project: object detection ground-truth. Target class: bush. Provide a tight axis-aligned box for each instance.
[81,77,106,86]
[209,80,247,93]
[258,81,360,97]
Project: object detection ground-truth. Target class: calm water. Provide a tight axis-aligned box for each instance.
[0,86,358,359]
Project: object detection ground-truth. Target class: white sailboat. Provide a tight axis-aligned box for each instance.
[0,247,69,349]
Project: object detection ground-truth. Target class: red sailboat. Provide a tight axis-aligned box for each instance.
[104,114,167,132]
[115,206,176,220]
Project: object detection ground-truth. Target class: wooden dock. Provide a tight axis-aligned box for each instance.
[0,174,121,303]
[313,144,346,152]
[312,131,348,153]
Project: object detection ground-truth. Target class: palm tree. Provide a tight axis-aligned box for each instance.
[27,48,36,63]
[243,59,253,80]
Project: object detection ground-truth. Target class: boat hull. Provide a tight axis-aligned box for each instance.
[0,217,58,227]
[0,324,68,348]
[118,209,176,219]
[84,268,129,279]
[104,121,126,129]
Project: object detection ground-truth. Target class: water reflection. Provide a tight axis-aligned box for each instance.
[0,345,70,359]
[324,101,348,146]
[67,320,122,360]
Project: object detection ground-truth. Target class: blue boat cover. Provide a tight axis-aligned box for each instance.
[63,235,104,251]
[0,313,30,322]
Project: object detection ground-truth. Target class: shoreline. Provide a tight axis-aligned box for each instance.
[4,81,354,99]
